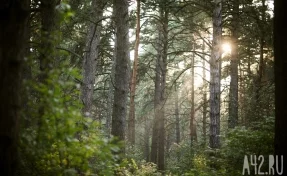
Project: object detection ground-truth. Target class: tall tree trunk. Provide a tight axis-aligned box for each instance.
[106,14,117,136]
[239,63,245,125]
[228,0,239,128]
[0,1,30,175]
[175,83,180,145]
[255,0,267,105]
[39,0,59,82]
[111,0,130,154]
[202,41,207,146]
[150,34,161,165]
[209,0,222,149]
[151,7,168,171]
[37,0,60,142]
[144,116,150,162]
[274,0,287,173]
[158,8,168,171]
[128,0,141,145]
[81,0,104,118]
[190,43,196,145]
[106,56,115,137]
[175,86,180,161]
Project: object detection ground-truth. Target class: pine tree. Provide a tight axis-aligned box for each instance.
[209,0,222,149]
[111,0,130,154]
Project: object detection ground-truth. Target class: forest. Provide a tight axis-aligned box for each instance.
[0,0,286,175]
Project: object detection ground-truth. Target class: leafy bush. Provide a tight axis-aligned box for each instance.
[221,117,274,176]
[18,60,119,175]
[115,159,161,176]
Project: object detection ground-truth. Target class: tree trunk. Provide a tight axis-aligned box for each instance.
[111,0,130,154]
[228,0,239,128]
[202,41,207,146]
[151,7,168,171]
[106,16,117,137]
[0,1,30,175]
[175,83,180,145]
[39,0,59,82]
[209,0,222,149]
[128,0,141,145]
[190,43,196,145]
[150,35,161,165]
[158,8,168,171]
[144,116,150,162]
[37,0,59,142]
[255,0,267,105]
[81,0,104,118]
[274,0,287,173]
[106,56,115,137]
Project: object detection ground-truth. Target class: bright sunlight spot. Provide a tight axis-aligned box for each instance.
[222,43,232,56]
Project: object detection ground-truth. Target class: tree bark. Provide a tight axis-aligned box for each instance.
[144,116,150,162]
[106,10,117,136]
[111,0,130,154]
[157,8,168,171]
[190,43,197,145]
[39,0,59,82]
[202,41,207,146]
[151,6,168,171]
[255,0,267,105]
[209,0,222,149]
[81,0,104,118]
[0,1,30,175]
[150,34,161,165]
[37,0,60,142]
[128,0,141,145]
[106,55,115,137]
[175,83,180,145]
[274,0,287,173]
[228,0,239,128]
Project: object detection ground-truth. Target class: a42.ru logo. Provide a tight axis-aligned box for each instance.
[242,155,283,175]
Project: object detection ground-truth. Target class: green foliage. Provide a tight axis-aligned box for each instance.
[221,117,274,176]
[115,159,161,176]
[17,3,123,175]
[19,63,120,175]
[165,142,225,176]
[164,117,274,176]
[19,0,275,175]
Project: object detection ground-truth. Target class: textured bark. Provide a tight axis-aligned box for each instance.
[106,57,115,136]
[128,0,141,145]
[81,0,104,117]
[202,42,207,146]
[150,39,161,165]
[111,0,130,153]
[106,9,117,136]
[0,1,29,175]
[274,0,287,173]
[209,0,222,149]
[151,7,168,171]
[190,45,196,145]
[158,9,168,171]
[255,0,267,104]
[175,84,180,144]
[228,0,239,128]
[175,87,180,161]
[144,117,150,162]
